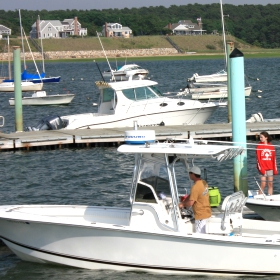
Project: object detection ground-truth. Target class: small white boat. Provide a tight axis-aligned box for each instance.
[1,133,280,275]
[0,81,43,92]
[188,70,227,83]
[246,193,280,221]
[191,86,252,100]
[26,78,218,130]
[103,64,149,81]
[9,91,75,106]
[182,82,228,93]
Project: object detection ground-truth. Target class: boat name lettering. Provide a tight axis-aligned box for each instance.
[125,136,146,139]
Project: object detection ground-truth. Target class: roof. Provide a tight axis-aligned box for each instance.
[0,25,11,31]
[118,142,244,160]
[32,20,62,28]
[165,20,201,31]
[95,79,157,90]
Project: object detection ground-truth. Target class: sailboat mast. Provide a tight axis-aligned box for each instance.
[220,0,227,68]
[38,15,45,73]
[7,35,11,80]
[96,31,116,81]
[19,9,26,70]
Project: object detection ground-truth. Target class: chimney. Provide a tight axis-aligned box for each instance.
[36,19,40,39]
[168,23,172,30]
[74,17,78,36]
[105,22,108,37]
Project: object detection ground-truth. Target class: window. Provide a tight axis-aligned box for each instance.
[150,85,164,97]
[103,88,115,102]
[122,88,136,100]
[122,86,161,101]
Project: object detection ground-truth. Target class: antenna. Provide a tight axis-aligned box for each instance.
[96,31,116,81]
[220,0,227,68]
[19,9,26,70]
[94,60,105,82]
[38,15,45,73]
[7,35,11,80]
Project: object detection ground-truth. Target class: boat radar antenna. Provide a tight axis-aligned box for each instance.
[96,31,116,82]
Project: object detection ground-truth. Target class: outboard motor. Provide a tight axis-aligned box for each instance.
[246,112,264,123]
[26,115,66,131]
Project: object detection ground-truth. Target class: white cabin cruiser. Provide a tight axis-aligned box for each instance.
[1,133,280,275]
[27,78,218,131]
[103,64,149,81]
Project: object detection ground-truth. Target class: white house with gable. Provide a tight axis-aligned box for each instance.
[165,20,205,35]
[30,17,87,39]
[0,25,12,38]
[102,23,132,38]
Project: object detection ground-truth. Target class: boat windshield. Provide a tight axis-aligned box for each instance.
[134,157,171,203]
[122,85,163,101]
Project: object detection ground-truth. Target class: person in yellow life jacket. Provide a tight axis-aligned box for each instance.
[179,166,211,233]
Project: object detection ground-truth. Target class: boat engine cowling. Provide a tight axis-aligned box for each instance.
[25,115,66,131]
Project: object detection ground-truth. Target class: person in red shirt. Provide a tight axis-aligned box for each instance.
[256,131,278,195]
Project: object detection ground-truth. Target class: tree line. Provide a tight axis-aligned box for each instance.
[1,3,280,48]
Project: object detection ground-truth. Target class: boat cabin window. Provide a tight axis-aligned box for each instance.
[103,88,115,102]
[122,86,162,101]
[150,85,164,97]
[135,159,171,203]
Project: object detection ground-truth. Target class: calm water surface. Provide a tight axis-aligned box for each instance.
[1,57,280,279]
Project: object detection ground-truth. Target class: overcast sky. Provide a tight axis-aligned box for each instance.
[1,0,279,11]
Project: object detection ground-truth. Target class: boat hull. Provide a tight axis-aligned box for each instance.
[4,77,61,84]
[191,86,252,100]
[26,76,61,84]
[0,82,43,92]
[1,205,280,275]
[63,105,217,129]
[9,94,75,106]
[246,195,280,221]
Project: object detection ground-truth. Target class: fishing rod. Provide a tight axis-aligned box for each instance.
[94,60,105,82]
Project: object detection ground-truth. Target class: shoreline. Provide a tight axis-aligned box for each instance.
[0,48,279,63]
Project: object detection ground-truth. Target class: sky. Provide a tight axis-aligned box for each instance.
[0,0,279,11]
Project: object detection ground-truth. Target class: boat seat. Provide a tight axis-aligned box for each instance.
[206,191,247,235]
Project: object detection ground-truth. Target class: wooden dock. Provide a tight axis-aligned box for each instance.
[1,121,280,151]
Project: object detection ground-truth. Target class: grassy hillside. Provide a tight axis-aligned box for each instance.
[0,35,258,52]
[1,35,279,59]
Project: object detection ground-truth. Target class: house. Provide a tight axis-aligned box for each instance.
[0,25,12,37]
[30,17,87,39]
[102,23,132,38]
[165,20,206,35]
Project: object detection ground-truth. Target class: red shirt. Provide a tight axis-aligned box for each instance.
[256,141,278,175]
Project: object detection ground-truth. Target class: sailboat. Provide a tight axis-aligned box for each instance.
[0,35,43,92]
[3,12,60,85]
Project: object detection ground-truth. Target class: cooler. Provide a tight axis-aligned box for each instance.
[209,186,221,207]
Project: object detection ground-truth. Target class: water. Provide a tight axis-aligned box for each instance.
[1,57,280,279]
